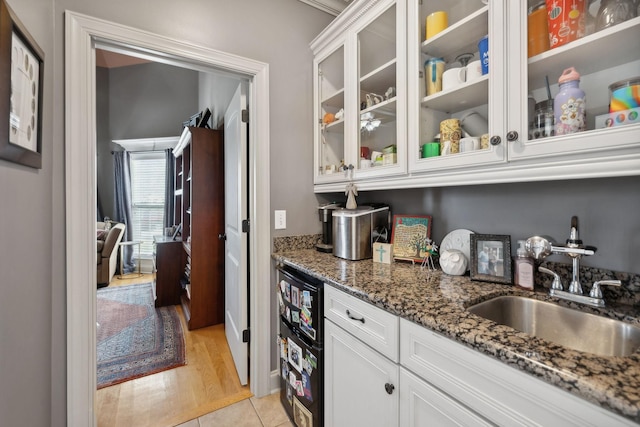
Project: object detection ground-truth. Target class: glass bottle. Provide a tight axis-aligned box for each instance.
[554,67,586,135]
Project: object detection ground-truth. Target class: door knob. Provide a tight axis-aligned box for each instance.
[507,131,519,142]
[384,383,395,395]
[218,233,227,240]
[490,135,502,146]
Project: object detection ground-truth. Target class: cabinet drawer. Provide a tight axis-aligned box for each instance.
[325,285,399,362]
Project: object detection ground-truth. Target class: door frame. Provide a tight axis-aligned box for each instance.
[65,11,272,426]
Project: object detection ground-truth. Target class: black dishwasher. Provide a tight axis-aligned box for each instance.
[277,266,324,427]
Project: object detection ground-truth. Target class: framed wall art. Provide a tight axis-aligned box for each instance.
[470,234,512,284]
[0,0,44,169]
[390,214,432,263]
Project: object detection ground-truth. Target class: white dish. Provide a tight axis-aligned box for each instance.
[440,229,474,268]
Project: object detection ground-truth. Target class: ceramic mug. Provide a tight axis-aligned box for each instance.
[421,142,440,158]
[459,137,480,152]
[442,67,466,91]
[466,60,483,82]
[426,11,448,39]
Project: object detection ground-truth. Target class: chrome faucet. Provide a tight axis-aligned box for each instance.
[526,216,621,308]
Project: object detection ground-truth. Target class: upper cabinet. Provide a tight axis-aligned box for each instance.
[312,0,640,192]
[312,0,407,191]
[407,1,507,177]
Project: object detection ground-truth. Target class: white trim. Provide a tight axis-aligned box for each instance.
[65,11,271,427]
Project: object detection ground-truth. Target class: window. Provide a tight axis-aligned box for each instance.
[129,151,166,258]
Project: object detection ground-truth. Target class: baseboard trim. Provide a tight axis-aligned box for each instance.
[270,369,281,395]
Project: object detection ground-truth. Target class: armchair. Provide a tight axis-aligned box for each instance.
[97,222,125,286]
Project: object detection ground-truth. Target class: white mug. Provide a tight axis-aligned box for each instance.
[459,137,480,152]
[442,67,466,91]
[466,60,483,82]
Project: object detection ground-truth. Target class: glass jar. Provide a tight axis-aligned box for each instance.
[529,99,555,139]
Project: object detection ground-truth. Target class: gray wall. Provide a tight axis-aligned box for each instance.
[0,0,54,426]
[320,175,640,275]
[0,0,332,426]
[96,62,199,220]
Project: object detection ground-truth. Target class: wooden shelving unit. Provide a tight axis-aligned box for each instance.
[174,126,225,330]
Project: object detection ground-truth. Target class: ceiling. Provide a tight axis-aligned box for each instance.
[96,49,151,68]
[297,0,353,16]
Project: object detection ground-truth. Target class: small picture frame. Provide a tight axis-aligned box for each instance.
[470,234,512,284]
[390,215,432,262]
[171,223,182,241]
[0,0,44,169]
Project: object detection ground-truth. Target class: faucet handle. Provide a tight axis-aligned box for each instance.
[538,266,564,291]
[588,280,621,299]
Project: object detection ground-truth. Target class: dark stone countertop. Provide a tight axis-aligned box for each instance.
[272,249,640,423]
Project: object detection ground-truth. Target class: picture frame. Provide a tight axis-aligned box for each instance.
[0,0,44,169]
[390,215,432,262]
[470,234,512,284]
[171,223,182,241]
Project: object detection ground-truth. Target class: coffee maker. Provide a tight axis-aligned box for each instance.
[316,203,343,253]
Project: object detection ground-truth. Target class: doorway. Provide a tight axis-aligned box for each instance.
[65,11,272,426]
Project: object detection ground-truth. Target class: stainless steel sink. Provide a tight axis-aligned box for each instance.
[467,296,640,357]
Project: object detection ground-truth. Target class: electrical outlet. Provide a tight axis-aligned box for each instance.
[275,210,286,230]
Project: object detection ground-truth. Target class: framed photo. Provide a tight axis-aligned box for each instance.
[470,234,512,284]
[390,215,432,262]
[0,0,44,169]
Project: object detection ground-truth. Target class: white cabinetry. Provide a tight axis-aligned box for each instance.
[400,318,636,427]
[399,367,492,427]
[311,0,407,191]
[324,286,399,427]
[312,0,640,192]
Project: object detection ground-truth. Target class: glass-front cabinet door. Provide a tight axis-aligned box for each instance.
[353,0,406,181]
[507,1,640,176]
[314,44,346,184]
[312,0,406,190]
[407,0,508,179]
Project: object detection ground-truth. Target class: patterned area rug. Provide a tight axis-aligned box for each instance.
[97,283,186,389]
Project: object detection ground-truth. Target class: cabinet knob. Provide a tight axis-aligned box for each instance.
[507,131,519,142]
[384,383,395,395]
[218,233,227,240]
[490,135,502,146]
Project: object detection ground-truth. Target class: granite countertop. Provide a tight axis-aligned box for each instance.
[272,248,640,423]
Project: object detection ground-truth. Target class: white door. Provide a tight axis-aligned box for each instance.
[325,320,399,427]
[224,83,249,385]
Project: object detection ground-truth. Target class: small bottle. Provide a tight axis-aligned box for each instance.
[514,240,534,290]
[554,67,586,135]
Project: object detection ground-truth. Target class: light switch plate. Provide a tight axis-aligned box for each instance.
[275,210,286,230]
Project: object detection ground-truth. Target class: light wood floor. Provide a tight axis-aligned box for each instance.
[97,273,253,427]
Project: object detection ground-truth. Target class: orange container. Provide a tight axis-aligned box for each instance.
[546,0,586,49]
[528,2,550,57]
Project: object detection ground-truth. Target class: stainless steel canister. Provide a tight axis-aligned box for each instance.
[333,205,390,260]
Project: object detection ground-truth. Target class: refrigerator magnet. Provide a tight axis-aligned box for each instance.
[288,338,303,373]
[292,286,300,308]
[302,290,312,308]
[291,310,300,324]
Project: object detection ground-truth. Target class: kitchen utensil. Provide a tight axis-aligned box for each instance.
[442,67,466,90]
[466,60,483,82]
[426,11,448,39]
[608,76,640,112]
[459,137,480,152]
[439,119,462,154]
[546,0,586,49]
[421,142,440,158]
[596,0,638,31]
[478,36,489,74]
[528,1,550,57]
[459,111,488,136]
[425,58,445,95]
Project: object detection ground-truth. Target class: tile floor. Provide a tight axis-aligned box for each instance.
[176,392,293,427]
